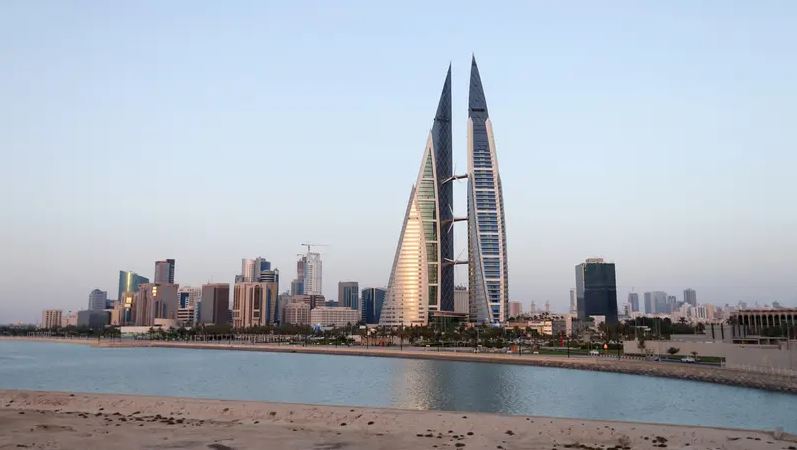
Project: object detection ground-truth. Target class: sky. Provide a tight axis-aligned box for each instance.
[1,1,796,323]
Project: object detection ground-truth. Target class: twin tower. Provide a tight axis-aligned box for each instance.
[380,57,509,326]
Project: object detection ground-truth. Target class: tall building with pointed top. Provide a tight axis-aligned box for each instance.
[380,66,453,326]
[467,57,509,323]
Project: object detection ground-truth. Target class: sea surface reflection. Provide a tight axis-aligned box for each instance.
[0,341,795,432]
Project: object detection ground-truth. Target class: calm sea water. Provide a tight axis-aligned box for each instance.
[1,341,795,432]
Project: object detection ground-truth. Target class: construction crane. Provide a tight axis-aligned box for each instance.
[300,243,328,254]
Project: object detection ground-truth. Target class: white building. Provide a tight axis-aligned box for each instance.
[303,252,323,295]
[310,306,359,328]
[283,302,311,325]
[41,309,63,329]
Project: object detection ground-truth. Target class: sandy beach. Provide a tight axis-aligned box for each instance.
[1,390,795,449]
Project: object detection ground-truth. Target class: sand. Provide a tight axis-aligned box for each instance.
[1,390,794,450]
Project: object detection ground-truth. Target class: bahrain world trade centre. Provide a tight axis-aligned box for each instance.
[380,57,509,326]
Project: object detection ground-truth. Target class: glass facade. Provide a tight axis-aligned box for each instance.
[381,67,452,326]
[467,57,509,323]
[575,259,618,325]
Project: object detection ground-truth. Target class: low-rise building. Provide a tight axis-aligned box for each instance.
[283,302,311,325]
[310,306,360,328]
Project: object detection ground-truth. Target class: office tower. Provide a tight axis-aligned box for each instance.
[41,309,63,329]
[381,65,453,327]
[575,258,618,325]
[361,287,387,324]
[291,256,306,295]
[508,301,523,318]
[684,288,697,307]
[132,283,179,326]
[454,286,469,315]
[569,289,577,314]
[303,252,322,295]
[667,295,677,313]
[338,282,360,311]
[239,257,274,283]
[117,271,149,302]
[88,289,108,311]
[232,281,279,328]
[154,259,175,284]
[199,283,230,326]
[177,286,201,327]
[468,57,509,324]
[643,291,668,314]
[628,292,640,312]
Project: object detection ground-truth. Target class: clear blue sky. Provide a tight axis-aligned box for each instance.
[1,1,795,323]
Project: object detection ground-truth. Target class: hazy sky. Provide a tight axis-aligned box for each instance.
[1,1,796,323]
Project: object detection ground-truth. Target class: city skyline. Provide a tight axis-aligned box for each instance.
[2,2,796,323]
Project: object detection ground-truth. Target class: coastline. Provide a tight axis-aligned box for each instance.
[4,336,795,394]
[1,389,794,450]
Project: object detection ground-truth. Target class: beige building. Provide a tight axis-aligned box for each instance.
[41,309,63,329]
[232,281,279,328]
[283,302,311,325]
[133,283,179,327]
[454,286,469,316]
[508,301,523,318]
[310,306,360,328]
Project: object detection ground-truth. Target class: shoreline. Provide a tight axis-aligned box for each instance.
[1,389,794,449]
[4,336,796,394]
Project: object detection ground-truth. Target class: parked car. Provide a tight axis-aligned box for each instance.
[681,356,696,363]
[589,350,600,356]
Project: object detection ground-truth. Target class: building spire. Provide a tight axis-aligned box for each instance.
[434,63,452,124]
[469,55,488,117]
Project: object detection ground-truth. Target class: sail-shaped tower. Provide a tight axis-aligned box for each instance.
[467,57,509,323]
[380,66,453,326]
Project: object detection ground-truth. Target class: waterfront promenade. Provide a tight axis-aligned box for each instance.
[1,390,794,450]
[4,336,796,394]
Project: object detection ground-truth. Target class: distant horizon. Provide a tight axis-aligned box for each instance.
[1,2,796,323]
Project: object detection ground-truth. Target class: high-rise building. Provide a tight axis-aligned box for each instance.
[239,257,274,283]
[467,57,509,324]
[667,295,678,313]
[233,281,279,328]
[41,309,63,329]
[199,283,230,326]
[77,310,109,330]
[628,292,640,312]
[88,289,108,311]
[177,286,201,327]
[338,282,360,311]
[154,259,175,284]
[132,283,179,326]
[569,289,577,315]
[361,287,386,324]
[508,301,523,318]
[684,288,697,307]
[303,252,322,295]
[575,258,618,325]
[381,65,453,327]
[644,291,668,314]
[117,271,149,301]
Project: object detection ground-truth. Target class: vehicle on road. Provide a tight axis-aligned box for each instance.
[681,356,696,363]
[589,350,600,356]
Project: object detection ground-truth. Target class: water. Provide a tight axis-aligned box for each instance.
[1,341,795,432]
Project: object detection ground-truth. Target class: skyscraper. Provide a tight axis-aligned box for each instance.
[117,271,149,301]
[133,283,179,326]
[575,258,618,325]
[239,257,273,282]
[338,281,360,311]
[644,291,668,314]
[569,289,577,315]
[467,57,509,324]
[508,301,523,318]
[361,287,386,324]
[199,283,230,326]
[380,65,452,327]
[233,281,279,328]
[684,288,697,307]
[154,259,175,284]
[628,292,640,312]
[88,289,108,311]
[303,252,322,295]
